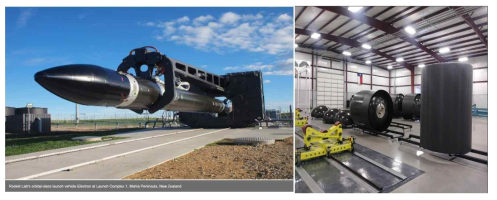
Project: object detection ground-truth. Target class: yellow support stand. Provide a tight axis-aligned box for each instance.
[295,108,308,127]
[296,122,355,166]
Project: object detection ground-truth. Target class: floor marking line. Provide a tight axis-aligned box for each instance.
[295,167,325,193]
[353,152,408,180]
[6,129,202,164]
[16,128,229,180]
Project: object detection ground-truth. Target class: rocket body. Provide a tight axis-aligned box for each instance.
[34,64,228,114]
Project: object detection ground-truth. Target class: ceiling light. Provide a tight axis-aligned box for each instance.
[365,60,371,64]
[294,44,298,48]
[439,47,451,54]
[362,44,371,49]
[311,33,321,39]
[404,26,416,35]
[342,51,351,56]
[418,64,425,68]
[348,7,363,13]
[387,65,393,69]
[459,57,468,62]
[396,58,404,62]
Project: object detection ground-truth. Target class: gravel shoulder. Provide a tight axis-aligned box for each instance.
[124,137,293,179]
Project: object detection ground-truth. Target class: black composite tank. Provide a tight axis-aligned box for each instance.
[390,93,404,118]
[335,109,354,126]
[350,90,393,132]
[323,108,340,124]
[402,93,421,120]
[311,105,329,118]
[420,63,473,154]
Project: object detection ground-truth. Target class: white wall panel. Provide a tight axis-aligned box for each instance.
[295,52,312,62]
[414,66,423,75]
[318,67,343,74]
[396,76,411,85]
[393,68,411,77]
[390,78,395,86]
[373,76,389,86]
[347,83,371,93]
[473,95,488,108]
[373,85,389,91]
[473,68,488,82]
[414,75,421,85]
[317,58,330,67]
[396,86,411,94]
[348,64,370,74]
[473,82,487,95]
[467,55,488,69]
[372,67,389,77]
[332,61,343,70]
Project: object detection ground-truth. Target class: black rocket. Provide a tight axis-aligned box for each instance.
[34,46,266,128]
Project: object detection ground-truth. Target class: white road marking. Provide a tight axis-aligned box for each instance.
[16,128,229,180]
[6,129,202,164]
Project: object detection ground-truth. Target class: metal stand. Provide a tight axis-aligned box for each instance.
[398,136,488,165]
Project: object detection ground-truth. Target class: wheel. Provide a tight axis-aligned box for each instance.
[296,155,302,167]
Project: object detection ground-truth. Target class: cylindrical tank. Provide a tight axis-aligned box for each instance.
[346,95,355,108]
[402,93,421,119]
[323,108,340,124]
[350,90,393,132]
[6,107,15,116]
[420,63,473,154]
[311,105,328,118]
[15,107,48,115]
[390,93,404,118]
[335,109,354,126]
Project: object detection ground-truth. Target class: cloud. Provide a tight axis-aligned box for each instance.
[176,16,190,23]
[223,66,240,71]
[23,58,47,66]
[262,58,293,75]
[264,80,271,83]
[220,12,241,24]
[244,62,274,70]
[277,13,292,21]
[200,65,208,68]
[223,59,292,76]
[193,15,214,25]
[140,11,293,55]
[17,8,34,28]
[78,13,89,20]
[21,57,72,66]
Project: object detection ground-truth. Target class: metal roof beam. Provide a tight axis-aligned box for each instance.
[461,13,488,47]
[296,28,414,70]
[317,6,446,63]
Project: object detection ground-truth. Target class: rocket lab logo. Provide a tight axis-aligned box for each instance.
[357,73,363,85]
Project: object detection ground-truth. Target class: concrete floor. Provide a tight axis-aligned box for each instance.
[303,116,488,193]
[5,127,292,180]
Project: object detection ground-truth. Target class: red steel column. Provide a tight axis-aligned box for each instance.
[411,69,415,93]
[370,65,373,90]
[311,50,314,108]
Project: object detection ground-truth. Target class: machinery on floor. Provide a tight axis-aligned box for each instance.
[402,93,421,120]
[35,46,265,128]
[311,105,328,118]
[295,108,308,127]
[295,122,355,166]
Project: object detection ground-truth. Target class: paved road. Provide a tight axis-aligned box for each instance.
[5,127,292,180]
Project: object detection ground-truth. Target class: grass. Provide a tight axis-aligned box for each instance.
[5,128,141,157]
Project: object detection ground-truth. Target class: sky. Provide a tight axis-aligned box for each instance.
[5,7,294,117]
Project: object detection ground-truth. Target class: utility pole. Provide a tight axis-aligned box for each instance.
[76,103,79,124]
